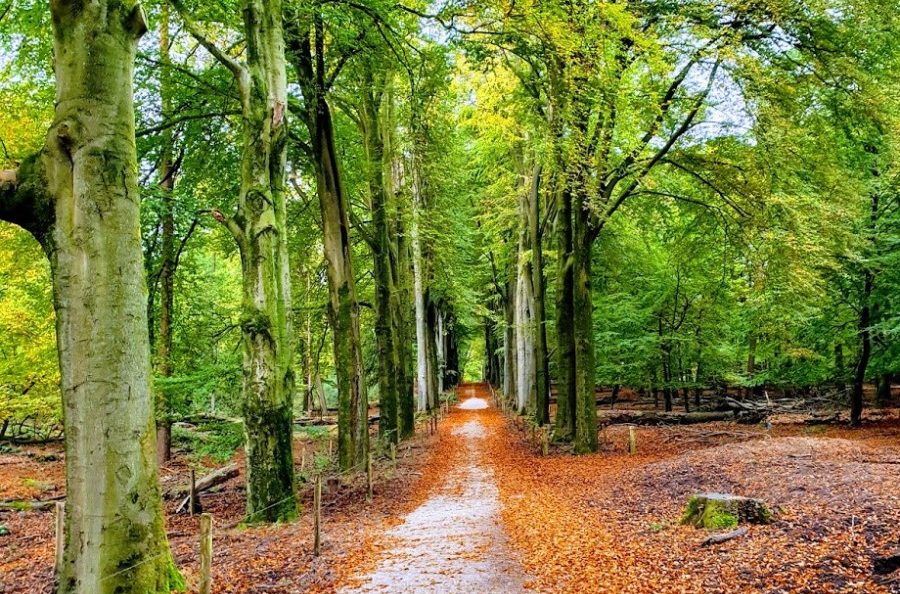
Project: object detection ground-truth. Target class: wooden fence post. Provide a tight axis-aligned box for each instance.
[366,453,373,502]
[54,501,65,575]
[541,427,550,456]
[314,474,322,556]
[189,469,197,516]
[199,513,213,594]
[628,426,637,454]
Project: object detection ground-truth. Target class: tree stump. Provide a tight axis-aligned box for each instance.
[682,493,772,529]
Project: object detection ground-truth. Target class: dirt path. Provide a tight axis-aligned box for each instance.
[339,384,530,594]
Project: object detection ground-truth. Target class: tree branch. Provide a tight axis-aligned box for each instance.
[0,153,54,244]
[594,60,722,237]
[137,111,239,137]
[168,0,245,80]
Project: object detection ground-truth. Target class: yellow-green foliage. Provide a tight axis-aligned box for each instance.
[0,224,59,427]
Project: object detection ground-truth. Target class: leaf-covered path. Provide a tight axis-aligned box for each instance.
[340,384,531,593]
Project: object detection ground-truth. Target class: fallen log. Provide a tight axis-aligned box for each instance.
[165,463,239,501]
[0,496,64,512]
[597,410,762,427]
[701,526,748,547]
[295,415,379,427]
[874,553,900,575]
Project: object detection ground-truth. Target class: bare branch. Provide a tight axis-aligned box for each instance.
[168,0,245,80]
[595,60,722,236]
[137,111,239,137]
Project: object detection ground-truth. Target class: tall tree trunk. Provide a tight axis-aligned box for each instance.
[503,274,518,408]
[852,191,879,426]
[1,1,184,590]
[180,0,298,519]
[515,253,534,413]
[515,181,534,414]
[384,96,415,438]
[852,270,872,425]
[529,164,550,425]
[361,78,400,444]
[155,1,176,465]
[287,17,368,469]
[313,104,369,467]
[572,187,597,453]
[554,185,576,440]
[410,151,432,412]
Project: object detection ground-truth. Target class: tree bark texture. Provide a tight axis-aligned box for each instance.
[1,1,185,591]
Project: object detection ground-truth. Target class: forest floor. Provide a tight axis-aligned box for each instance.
[1,385,898,593]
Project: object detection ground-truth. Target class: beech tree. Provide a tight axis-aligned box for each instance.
[0,0,182,591]
[172,0,297,521]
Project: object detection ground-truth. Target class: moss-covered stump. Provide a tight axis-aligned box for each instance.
[682,492,772,529]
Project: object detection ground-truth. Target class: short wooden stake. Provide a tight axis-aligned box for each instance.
[189,469,197,516]
[54,501,65,575]
[366,453,374,502]
[199,513,213,594]
[541,427,549,456]
[313,474,322,556]
[328,438,333,458]
[628,426,637,454]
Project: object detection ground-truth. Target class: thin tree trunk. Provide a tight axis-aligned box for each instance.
[0,1,184,589]
[155,2,175,465]
[529,164,550,425]
[426,298,440,409]
[411,154,430,412]
[852,192,879,426]
[834,343,845,394]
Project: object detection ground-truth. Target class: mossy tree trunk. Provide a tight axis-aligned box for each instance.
[384,103,415,437]
[360,69,401,444]
[287,15,368,469]
[1,1,183,591]
[176,0,297,521]
[572,186,598,454]
[554,184,576,440]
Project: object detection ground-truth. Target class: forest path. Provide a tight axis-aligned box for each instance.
[339,383,531,593]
